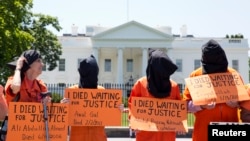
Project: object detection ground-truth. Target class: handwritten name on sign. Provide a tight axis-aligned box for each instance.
[129,97,188,132]
[65,88,122,126]
[7,102,69,141]
[185,72,250,105]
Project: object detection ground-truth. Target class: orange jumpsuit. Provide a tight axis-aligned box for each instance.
[183,67,239,141]
[4,76,48,141]
[5,76,48,105]
[69,85,107,141]
[128,76,181,141]
[239,84,250,122]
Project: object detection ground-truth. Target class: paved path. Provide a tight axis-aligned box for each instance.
[67,137,191,141]
[107,138,192,141]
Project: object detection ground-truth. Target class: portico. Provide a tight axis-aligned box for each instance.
[91,21,173,84]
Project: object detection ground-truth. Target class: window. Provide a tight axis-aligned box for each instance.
[105,59,111,72]
[232,60,239,71]
[176,59,182,72]
[86,27,94,32]
[194,59,201,70]
[127,59,133,72]
[59,59,65,71]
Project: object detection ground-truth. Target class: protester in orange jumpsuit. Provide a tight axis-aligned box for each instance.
[60,55,124,141]
[5,50,49,105]
[183,39,240,141]
[61,55,107,141]
[128,49,182,141]
[4,50,51,141]
[239,84,250,122]
[0,85,8,120]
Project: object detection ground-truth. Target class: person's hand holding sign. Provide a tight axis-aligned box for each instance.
[200,98,216,110]
[117,103,125,112]
[60,98,70,104]
[226,100,239,108]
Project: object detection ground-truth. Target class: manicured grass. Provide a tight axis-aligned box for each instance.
[187,113,195,127]
[121,112,129,126]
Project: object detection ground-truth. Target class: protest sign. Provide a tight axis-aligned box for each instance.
[185,72,250,105]
[65,88,122,126]
[7,102,69,141]
[129,97,188,132]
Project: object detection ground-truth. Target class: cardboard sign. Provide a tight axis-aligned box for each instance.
[129,97,188,132]
[185,72,250,105]
[64,88,122,126]
[7,102,69,141]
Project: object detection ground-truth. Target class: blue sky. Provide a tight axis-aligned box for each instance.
[33,0,250,42]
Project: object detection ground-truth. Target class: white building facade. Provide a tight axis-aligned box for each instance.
[40,21,250,87]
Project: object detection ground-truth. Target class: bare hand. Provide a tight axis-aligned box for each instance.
[42,96,51,104]
[117,104,124,112]
[16,56,27,70]
[60,98,70,104]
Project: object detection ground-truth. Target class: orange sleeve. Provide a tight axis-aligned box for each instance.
[182,74,194,101]
[128,80,141,109]
[128,78,145,120]
[182,68,203,101]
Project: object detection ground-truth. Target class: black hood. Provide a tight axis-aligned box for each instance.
[201,39,228,74]
[146,49,178,98]
[78,55,99,88]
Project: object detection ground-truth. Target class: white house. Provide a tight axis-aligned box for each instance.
[40,21,250,88]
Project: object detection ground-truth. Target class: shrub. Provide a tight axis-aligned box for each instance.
[51,93,63,103]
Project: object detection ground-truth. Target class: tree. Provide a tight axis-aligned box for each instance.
[0,0,62,85]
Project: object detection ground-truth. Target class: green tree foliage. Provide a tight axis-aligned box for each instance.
[228,34,244,39]
[0,0,62,85]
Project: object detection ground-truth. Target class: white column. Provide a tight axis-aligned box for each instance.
[142,47,148,76]
[92,47,99,64]
[117,48,123,83]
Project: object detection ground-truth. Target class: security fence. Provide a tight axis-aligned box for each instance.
[46,83,195,127]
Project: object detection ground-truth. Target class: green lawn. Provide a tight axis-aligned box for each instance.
[121,112,129,126]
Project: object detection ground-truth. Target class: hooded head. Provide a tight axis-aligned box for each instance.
[7,50,41,72]
[78,55,99,88]
[7,50,42,80]
[146,49,178,98]
[201,39,228,74]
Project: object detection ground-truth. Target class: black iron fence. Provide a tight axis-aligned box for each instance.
[47,83,185,99]
[46,83,135,103]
